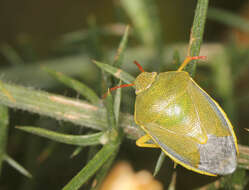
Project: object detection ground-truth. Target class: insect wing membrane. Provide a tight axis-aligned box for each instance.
[142,123,201,169]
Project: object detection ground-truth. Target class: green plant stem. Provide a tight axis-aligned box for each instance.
[186,0,209,76]
[0,80,142,139]
[0,105,8,174]
[0,81,107,130]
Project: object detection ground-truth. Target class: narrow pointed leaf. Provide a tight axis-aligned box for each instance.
[43,67,100,105]
[0,105,8,174]
[153,151,166,176]
[70,147,84,158]
[93,61,135,86]
[17,126,105,146]
[0,44,24,65]
[91,150,118,190]
[114,81,122,124]
[112,26,126,123]
[4,154,32,178]
[62,142,119,190]
[112,25,130,68]
[105,93,116,131]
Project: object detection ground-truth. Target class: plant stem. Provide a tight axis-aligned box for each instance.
[186,0,209,76]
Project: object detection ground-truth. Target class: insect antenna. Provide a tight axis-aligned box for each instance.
[103,60,144,98]
[103,83,134,98]
[134,61,145,72]
[177,56,207,71]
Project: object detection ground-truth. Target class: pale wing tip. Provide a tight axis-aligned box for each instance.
[198,135,237,175]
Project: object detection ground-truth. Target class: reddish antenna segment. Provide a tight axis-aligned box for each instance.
[190,56,207,60]
[103,60,144,98]
[103,83,135,98]
[134,61,145,73]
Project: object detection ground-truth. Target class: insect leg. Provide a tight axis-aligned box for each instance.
[177,56,207,71]
[173,162,178,169]
[136,134,159,148]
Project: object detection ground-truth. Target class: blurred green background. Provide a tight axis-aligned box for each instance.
[0,0,247,56]
[0,0,249,190]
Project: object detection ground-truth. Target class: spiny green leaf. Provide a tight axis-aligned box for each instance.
[17,126,105,146]
[62,142,119,190]
[91,150,118,190]
[43,67,100,105]
[4,154,32,178]
[114,81,122,124]
[93,60,135,86]
[105,93,117,131]
[153,151,166,176]
[70,146,84,158]
[112,25,130,68]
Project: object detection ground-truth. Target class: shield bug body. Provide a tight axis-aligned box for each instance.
[108,56,238,176]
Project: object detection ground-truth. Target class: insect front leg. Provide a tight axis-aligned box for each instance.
[136,134,159,148]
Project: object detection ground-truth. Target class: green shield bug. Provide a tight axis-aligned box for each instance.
[107,56,238,176]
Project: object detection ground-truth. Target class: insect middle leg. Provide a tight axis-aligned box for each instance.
[136,134,159,148]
